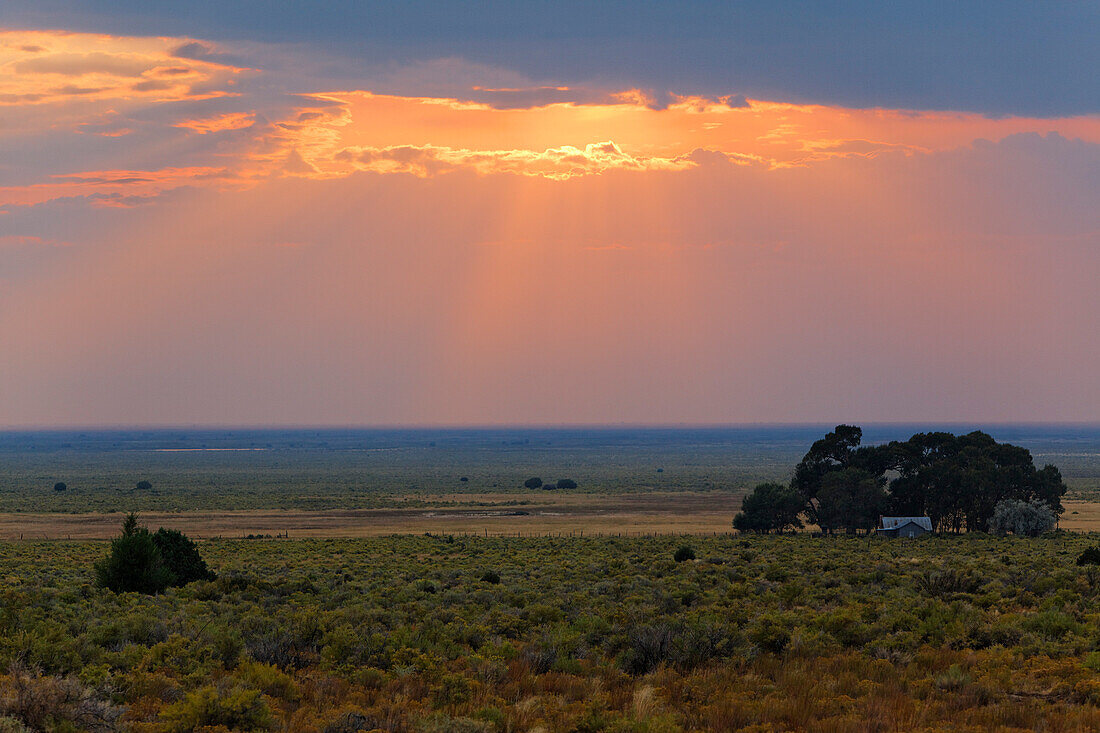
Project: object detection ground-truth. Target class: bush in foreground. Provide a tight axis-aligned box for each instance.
[94,514,173,594]
[94,514,212,594]
[153,528,216,585]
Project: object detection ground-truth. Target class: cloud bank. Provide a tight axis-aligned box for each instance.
[0,29,1098,425]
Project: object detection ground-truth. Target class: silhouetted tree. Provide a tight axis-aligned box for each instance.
[523,477,543,489]
[733,482,804,533]
[135,480,153,491]
[53,482,67,492]
[888,431,1066,532]
[790,425,864,500]
[555,478,578,489]
[790,425,897,524]
[815,468,888,534]
[791,426,1068,533]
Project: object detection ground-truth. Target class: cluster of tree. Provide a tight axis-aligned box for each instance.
[734,425,1066,534]
[523,477,578,490]
[94,514,214,594]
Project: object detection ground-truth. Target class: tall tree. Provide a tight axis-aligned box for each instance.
[815,468,889,534]
[734,482,805,533]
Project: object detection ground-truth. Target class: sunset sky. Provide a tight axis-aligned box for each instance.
[1,2,1098,426]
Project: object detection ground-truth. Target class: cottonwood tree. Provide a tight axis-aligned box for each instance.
[733,482,804,533]
[815,468,888,534]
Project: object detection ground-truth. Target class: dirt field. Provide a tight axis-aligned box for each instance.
[3,493,1100,540]
[0,491,743,540]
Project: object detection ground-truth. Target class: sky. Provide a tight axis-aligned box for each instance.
[0,3,1098,426]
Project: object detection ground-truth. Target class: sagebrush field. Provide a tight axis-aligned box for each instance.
[6,533,1100,731]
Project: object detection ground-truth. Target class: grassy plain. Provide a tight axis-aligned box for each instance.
[0,427,805,513]
[6,533,1100,731]
[0,491,744,540]
[4,426,1098,515]
[7,497,1100,541]
[6,426,1100,731]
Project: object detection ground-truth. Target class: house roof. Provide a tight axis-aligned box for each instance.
[880,517,932,528]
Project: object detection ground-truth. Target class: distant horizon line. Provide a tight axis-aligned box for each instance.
[2,421,1100,432]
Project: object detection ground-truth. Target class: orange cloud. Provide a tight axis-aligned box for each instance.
[330,141,694,179]
[0,29,246,110]
[4,28,1099,207]
[173,111,256,134]
[0,166,233,207]
[272,91,1100,180]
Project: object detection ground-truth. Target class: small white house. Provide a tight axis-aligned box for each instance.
[877,516,933,538]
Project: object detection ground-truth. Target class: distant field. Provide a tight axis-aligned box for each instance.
[6,497,1100,541]
[0,491,743,540]
[2,425,1099,514]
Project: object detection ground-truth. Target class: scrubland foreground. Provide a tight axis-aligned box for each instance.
[5,534,1100,732]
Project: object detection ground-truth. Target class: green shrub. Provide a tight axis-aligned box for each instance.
[213,628,244,668]
[673,546,695,563]
[621,624,675,675]
[94,514,173,594]
[748,615,791,654]
[915,568,981,599]
[160,680,273,731]
[94,515,212,593]
[153,528,215,586]
[1077,546,1100,566]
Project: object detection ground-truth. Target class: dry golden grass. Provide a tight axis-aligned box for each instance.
[4,495,1099,540]
[0,491,743,540]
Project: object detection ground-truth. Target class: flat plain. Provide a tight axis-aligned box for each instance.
[6,426,1100,731]
[2,425,1099,539]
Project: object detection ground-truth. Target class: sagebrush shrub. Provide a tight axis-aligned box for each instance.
[673,546,695,562]
[1077,546,1100,566]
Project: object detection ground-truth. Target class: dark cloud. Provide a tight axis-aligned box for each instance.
[170,40,251,68]
[5,0,1097,116]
